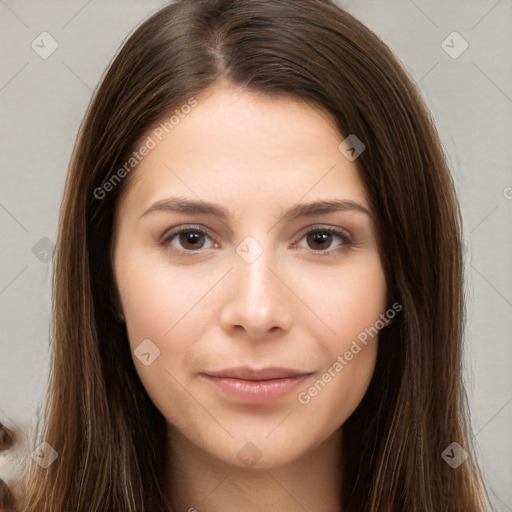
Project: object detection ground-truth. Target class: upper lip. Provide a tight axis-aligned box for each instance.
[202,366,310,381]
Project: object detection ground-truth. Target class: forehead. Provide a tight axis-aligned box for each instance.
[117,83,368,220]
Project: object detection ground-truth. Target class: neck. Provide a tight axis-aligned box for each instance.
[165,426,343,512]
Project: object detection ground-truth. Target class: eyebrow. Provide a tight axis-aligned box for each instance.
[140,197,371,221]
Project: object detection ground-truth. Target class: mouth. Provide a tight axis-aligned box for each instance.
[200,366,313,404]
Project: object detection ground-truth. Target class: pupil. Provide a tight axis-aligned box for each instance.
[309,232,331,250]
[181,232,202,249]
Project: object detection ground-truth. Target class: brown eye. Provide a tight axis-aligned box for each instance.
[161,226,215,253]
[296,226,353,256]
[306,231,333,251]
[178,231,206,250]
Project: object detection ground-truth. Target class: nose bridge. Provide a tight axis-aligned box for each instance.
[219,234,293,337]
[239,241,276,299]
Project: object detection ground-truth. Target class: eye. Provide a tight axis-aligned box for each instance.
[160,225,216,252]
[295,226,353,256]
[160,224,353,256]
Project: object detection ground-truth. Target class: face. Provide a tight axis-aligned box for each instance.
[112,81,388,469]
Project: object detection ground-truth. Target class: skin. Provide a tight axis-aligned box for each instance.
[112,80,388,512]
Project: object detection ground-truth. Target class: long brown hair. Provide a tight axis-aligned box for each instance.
[17,0,493,510]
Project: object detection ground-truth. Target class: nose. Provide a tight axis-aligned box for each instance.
[219,241,294,340]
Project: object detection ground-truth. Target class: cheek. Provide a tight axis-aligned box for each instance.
[297,346,378,434]
[297,253,388,342]
[292,254,386,411]
[115,250,216,348]
[114,257,213,424]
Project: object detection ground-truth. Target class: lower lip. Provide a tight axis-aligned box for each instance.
[201,374,311,404]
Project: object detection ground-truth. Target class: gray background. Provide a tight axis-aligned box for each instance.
[0,0,511,509]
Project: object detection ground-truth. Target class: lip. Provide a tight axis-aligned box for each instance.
[200,366,312,404]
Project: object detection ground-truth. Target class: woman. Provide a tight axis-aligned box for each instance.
[15,0,493,510]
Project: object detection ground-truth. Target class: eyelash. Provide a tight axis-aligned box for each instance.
[160,224,353,258]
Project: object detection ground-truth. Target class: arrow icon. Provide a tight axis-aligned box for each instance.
[31,442,58,468]
[441,32,468,59]
[441,441,468,468]
[237,441,262,467]
[236,236,263,263]
[134,339,161,366]
[32,237,55,262]
[339,134,365,161]
[31,32,59,59]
